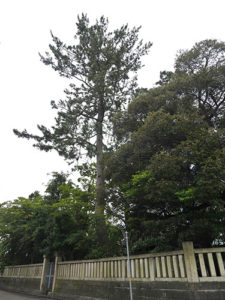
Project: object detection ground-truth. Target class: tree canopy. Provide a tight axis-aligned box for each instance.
[5,38,225,262]
[105,39,225,252]
[0,172,123,267]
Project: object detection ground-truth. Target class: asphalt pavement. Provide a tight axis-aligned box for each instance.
[0,289,46,300]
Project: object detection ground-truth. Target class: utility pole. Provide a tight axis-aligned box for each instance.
[125,231,133,300]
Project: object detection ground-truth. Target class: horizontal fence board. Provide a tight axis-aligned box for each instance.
[55,276,188,282]
[56,250,185,265]
[194,247,225,254]
[199,276,225,282]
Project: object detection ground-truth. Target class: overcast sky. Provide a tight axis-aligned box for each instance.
[0,0,224,202]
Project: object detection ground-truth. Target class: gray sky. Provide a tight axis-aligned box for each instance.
[0,0,224,202]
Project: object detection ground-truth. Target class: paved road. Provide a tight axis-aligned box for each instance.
[0,289,45,300]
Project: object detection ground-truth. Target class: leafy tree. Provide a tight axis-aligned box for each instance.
[0,196,44,265]
[13,14,152,247]
[112,39,225,141]
[174,39,225,127]
[122,126,225,252]
[106,39,225,252]
[44,172,69,204]
[0,173,95,264]
[0,171,125,265]
[108,109,225,252]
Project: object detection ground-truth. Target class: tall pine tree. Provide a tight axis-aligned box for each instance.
[14,14,151,247]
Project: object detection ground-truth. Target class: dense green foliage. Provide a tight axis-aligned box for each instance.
[2,37,225,265]
[0,172,123,266]
[106,39,225,252]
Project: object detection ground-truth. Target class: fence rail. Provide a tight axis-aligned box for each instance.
[1,242,225,284]
[194,247,225,281]
[2,263,43,278]
[57,250,187,281]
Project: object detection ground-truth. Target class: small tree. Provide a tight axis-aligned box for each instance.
[14,14,152,247]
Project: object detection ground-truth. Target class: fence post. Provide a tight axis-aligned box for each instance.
[51,252,61,293]
[182,241,199,282]
[149,258,155,281]
[40,255,48,293]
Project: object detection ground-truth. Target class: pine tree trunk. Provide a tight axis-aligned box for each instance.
[95,108,108,248]
[96,123,105,215]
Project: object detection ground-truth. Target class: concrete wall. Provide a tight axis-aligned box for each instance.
[49,279,225,300]
[0,277,42,297]
[0,275,225,300]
